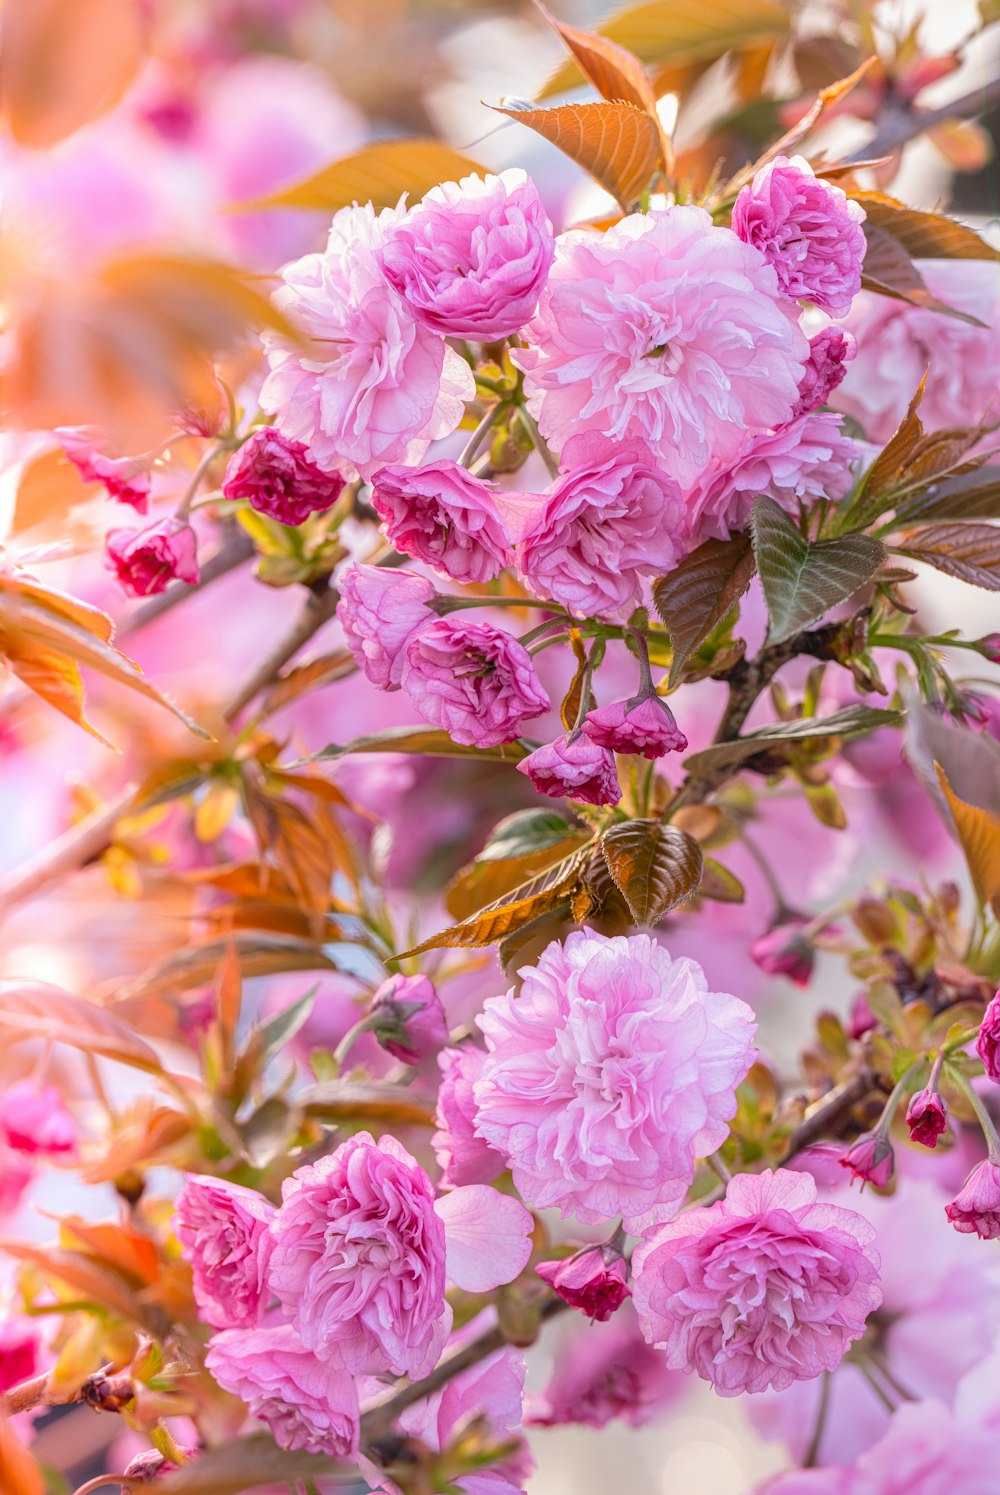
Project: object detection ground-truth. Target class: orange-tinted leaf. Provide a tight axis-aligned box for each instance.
[535,2,658,111]
[0,1241,158,1328]
[0,0,143,148]
[862,225,987,325]
[928,117,993,173]
[58,1216,161,1287]
[897,523,1000,590]
[0,981,163,1072]
[0,1415,44,1495]
[600,820,703,924]
[260,650,357,718]
[11,447,98,538]
[236,139,488,214]
[492,100,663,210]
[937,764,1000,907]
[6,640,112,747]
[853,192,999,261]
[560,630,589,730]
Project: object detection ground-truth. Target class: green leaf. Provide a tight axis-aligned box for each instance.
[253,985,318,1064]
[600,820,703,924]
[309,727,530,763]
[479,808,580,862]
[538,0,791,99]
[752,496,886,644]
[699,857,746,902]
[652,533,756,686]
[894,523,1000,590]
[231,139,488,214]
[681,704,902,776]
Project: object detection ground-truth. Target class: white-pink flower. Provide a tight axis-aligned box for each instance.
[632,1169,882,1397]
[513,207,808,486]
[688,412,859,542]
[260,202,474,480]
[472,929,758,1234]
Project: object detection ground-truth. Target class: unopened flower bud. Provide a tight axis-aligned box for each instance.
[976,991,1000,1083]
[848,990,877,1040]
[750,918,814,987]
[121,1448,198,1485]
[369,974,448,1065]
[906,1089,948,1148]
[105,519,199,598]
[582,694,687,760]
[840,1132,894,1189]
[536,1241,631,1322]
[946,1158,1000,1239]
[978,633,1000,665]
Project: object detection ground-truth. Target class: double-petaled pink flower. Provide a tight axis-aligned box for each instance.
[401,618,550,749]
[336,562,435,691]
[174,1175,275,1330]
[517,734,621,806]
[105,519,200,597]
[433,1045,506,1189]
[583,695,687,760]
[371,461,514,584]
[222,427,345,526]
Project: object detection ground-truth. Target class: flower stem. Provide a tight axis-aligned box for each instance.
[804,1372,832,1468]
[514,407,559,481]
[948,1066,1000,1158]
[458,404,502,469]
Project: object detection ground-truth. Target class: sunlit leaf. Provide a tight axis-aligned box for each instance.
[535,2,659,111]
[861,225,986,325]
[0,1241,164,1331]
[853,192,999,261]
[937,764,1000,908]
[0,981,163,1073]
[259,650,356,718]
[235,139,488,214]
[752,496,886,643]
[311,727,530,762]
[652,533,756,687]
[0,0,143,148]
[539,0,791,99]
[491,100,663,210]
[446,831,590,922]
[682,704,902,776]
[560,630,589,730]
[11,448,98,539]
[600,820,703,924]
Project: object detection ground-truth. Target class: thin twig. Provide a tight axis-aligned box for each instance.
[222,580,340,724]
[779,1068,877,1161]
[843,72,1000,165]
[121,526,255,636]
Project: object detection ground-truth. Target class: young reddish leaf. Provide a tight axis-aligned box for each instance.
[492,100,663,210]
[446,835,590,922]
[600,820,703,924]
[652,533,756,687]
[727,58,876,192]
[534,1,659,111]
[937,764,1000,910]
[896,523,1000,590]
[0,1415,44,1495]
[560,630,589,730]
[861,225,986,325]
[0,981,163,1073]
[852,192,999,261]
[234,139,489,214]
[893,465,1000,524]
[311,726,530,762]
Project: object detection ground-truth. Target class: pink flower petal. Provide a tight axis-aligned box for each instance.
[435,1185,533,1292]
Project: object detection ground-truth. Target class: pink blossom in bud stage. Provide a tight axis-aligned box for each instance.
[514,443,687,619]
[945,1158,1000,1239]
[536,1244,631,1322]
[369,972,448,1065]
[793,327,858,416]
[514,207,808,486]
[105,519,199,598]
[517,734,621,806]
[268,1131,449,1376]
[750,918,815,987]
[906,1089,948,1149]
[975,990,1000,1081]
[221,428,345,526]
[632,1168,881,1396]
[401,618,550,749]
[206,1324,359,1459]
[731,154,867,314]
[0,1083,75,1157]
[56,427,152,511]
[0,1318,39,1393]
[174,1175,275,1330]
[688,412,858,543]
[473,929,758,1234]
[979,634,1000,665]
[260,202,474,480]
[370,461,514,584]
[531,1307,682,1430]
[433,1046,506,1189]
[841,1133,895,1190]
[336,562,435,691]
[583,695,687,760]
[379,168,555,341]
[121,1448,199,1483]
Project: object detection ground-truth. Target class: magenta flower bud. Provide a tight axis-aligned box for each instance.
[848,990,877,1040]
[105,518,199,597]
[840,1132,895,1190]
[946,1158,1000,1239]
[0,1083,75,1158]
[792,327,857,417]
[582,695,687,760]
[222,427,345,526]
[369,973,448,1066]
[749,919,814,987]
[517,734,621,806]
[57,426,152,512]
[906,1089,948,1149]
[976,991,1000,1082]
[979,634,1000,665]
[536,1244,631,1322]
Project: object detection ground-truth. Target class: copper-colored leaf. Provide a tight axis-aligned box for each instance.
[0,0,143,148]
[260,650,357,718]
[0,1242,162,1330]
[937,764,1000,908]
[896,523,1000,590]
[58,1216,160,1287]
[236,139,488,214]
[535,2,658,111]
[11,447,98,538]
[312,726,529,763]
[0,1416,44,1495]
[652,533,756,687]
[858,378,927,504]
[6,640,113,747]
[115,935,338,1002]
[600,820,703,924]
[0,981,163,1073]
[560,630,590,730]
[446,835,590,922]
[492,100,663,210]
[861,225,985,325]
[727,58,875,192]
[853,192,999,262]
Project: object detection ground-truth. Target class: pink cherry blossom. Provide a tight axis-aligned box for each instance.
[975,991,1000,1081]
[750,918,815,986]
[514,444,687,618]
[632,1168,881,1396]
[583,695,687,759]
[56,427,152,511]
[222,428,345,526]
[433,1046,506,1189]
[336,562,435,692]
[514,207,808,486]
[841,1134,895,1190]
[536,1244,631,1322]
[688,413,858,543]
[268,1131,449,1377]
[400,618,550,749]
[174,1175,275,1330]
[473,929,758,1234]
[434,1184,533,1292]
[794,328,858,416]
[206,1324,359,1459]
[732,155,867,314]
[369,972,449,1065]
[371,461,514,584]
[906,1090,948,1148]
[945,1158,1000,1239]
[260,202,474,480]
[0,1083,75,1157]
[531,1307,682,1430]
[105,519,200,597]
[516,734,622,806]
[379,168,555,341]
